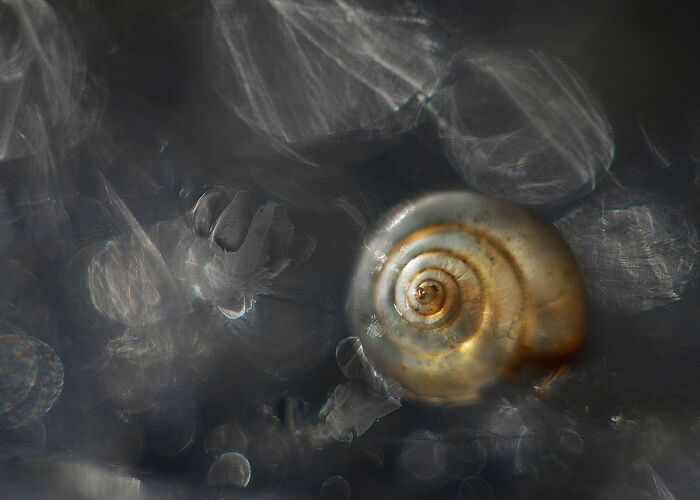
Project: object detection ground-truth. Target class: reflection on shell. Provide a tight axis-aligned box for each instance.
[346,192,586,404]
[0,0,83,160]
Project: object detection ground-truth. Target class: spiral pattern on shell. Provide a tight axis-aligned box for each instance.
[346,192,586,404]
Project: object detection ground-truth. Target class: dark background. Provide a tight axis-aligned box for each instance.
[1,0,700,498]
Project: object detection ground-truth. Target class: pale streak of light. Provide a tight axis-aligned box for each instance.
[636,112,673,167]
[211,1,284,139]
[99,173,183,304]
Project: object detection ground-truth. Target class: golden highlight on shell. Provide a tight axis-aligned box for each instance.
[346,191,586,404]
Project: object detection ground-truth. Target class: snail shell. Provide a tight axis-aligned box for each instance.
[346,192,586,404]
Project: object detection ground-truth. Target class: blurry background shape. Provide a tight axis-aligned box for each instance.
[439,427,488,479]
[320,475,351,500]
[0,0,82,161]
[400,429,448,481]
[206,0,444,146]
[428,49,614,205]
[221,294,335,378]
[556,188,699,312]
[207,451,252,487]
[174,186,316,321]
[458,476,495,500]
[87,177,188,327]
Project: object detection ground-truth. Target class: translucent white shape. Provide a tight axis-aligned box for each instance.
[556,189,699,312]
[207,452,252,488]
[429,49,614,205]
[207,0,443,144]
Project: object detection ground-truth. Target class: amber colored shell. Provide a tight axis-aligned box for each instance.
[345,192,586,404]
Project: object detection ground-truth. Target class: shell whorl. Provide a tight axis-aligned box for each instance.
[346,192,586,404]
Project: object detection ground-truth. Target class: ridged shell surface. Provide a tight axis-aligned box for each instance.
[346,192,586,404]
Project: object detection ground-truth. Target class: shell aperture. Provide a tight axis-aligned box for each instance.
[346,192,586,404]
